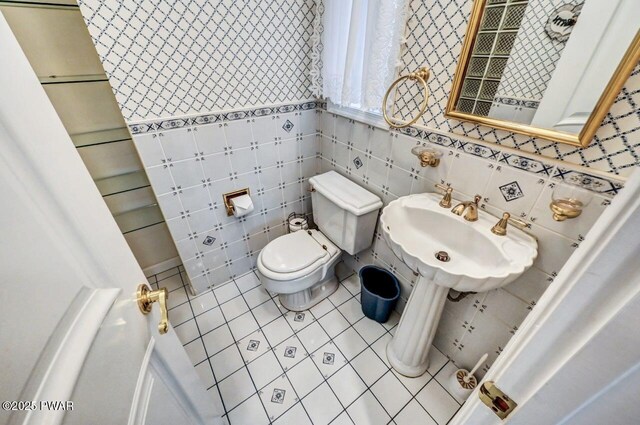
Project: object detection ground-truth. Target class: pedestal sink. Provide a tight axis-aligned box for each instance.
[380,193,538,377]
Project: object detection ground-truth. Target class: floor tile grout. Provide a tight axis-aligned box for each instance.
[237,271,317,424]
[177,269,230,421]
[207,278,271,424]
[152,265,462,425]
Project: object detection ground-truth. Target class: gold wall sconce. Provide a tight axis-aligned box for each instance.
[223,188,250,216]
[411,146,442,167]
[549,184,592,221]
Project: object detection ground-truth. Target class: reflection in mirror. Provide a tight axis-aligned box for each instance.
[449,0,639,140]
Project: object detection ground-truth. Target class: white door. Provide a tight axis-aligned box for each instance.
[0,14,221,425]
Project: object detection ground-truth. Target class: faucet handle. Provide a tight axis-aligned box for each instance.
[473,194,482,205]
[435,184,453,208]
[491,212,528,236]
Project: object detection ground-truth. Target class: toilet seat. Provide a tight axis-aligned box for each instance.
[258,229,339,281]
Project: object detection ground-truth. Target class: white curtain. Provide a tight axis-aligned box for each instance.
[310,0,410,112]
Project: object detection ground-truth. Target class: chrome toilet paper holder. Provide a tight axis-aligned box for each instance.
[223,188,250,216]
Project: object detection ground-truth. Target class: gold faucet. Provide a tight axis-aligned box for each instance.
[491,212,528,236]
[451,195,482,221]
[435,184,453,208]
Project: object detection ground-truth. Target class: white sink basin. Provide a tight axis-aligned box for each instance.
[380,193,538,292]
[382,193,538,377]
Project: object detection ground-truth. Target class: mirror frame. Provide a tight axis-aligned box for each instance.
[445,0,640,147]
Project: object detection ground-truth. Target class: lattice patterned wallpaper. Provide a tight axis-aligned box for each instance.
[394,0,640,177]
[495,0,584,102]
[79,0,639,176]
[78,0,315,122]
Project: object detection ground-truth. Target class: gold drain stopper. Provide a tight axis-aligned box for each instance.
[435,251,450,262]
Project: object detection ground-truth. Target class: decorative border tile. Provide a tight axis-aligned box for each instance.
[128,101,319,135]
[157,118,191,130]
[493,97,540,109]
[129,123,155,135]
[317,105,625,197]
[193,114,222,125]
[458,140,500,160]
[426,132,457,148]
[552,167,624,196]
[499,153,553,176]
[224,111,250,122]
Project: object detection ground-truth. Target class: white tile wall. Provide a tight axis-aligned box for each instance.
[318,108,623,375]
[133,103,320,293]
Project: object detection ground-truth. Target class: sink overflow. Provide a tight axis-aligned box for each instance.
[435,251,450,262]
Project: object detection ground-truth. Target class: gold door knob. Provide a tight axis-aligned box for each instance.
[137,284,169,334]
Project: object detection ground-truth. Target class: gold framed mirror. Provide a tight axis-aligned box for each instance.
[445,0,640,147]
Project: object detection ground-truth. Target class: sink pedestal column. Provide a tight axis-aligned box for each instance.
[387,276,448,377]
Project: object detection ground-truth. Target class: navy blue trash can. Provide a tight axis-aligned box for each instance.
[359,265,400,323]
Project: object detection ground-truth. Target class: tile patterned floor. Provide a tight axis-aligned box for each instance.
[148,265,463,425]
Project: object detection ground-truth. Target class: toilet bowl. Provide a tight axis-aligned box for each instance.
[257,229,341,311]
[256,171,382,311]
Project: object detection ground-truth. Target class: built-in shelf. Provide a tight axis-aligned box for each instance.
[470,53,510,59]
[0,1,79,10]
[95,170,150,197]
[114,204,164,234]
[71,127,131,148]
[39,74,109,84]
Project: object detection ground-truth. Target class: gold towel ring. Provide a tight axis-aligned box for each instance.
[382,67,430,129]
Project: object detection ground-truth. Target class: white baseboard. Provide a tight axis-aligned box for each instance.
[143,256,182,277]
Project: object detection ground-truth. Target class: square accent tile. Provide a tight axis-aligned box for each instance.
[282,120,294,133]
[499,181,524,201]
[260,375,296,421]
[203,235,216,246]
[238,331,270,364]
[246,340,260,352]
[275,336,308,371]
[286,309,315,332]
[353,156,363,169]
[284,346,297,358]
[312,342,347,378]
[323,352,335,365]
[270,388,286,404]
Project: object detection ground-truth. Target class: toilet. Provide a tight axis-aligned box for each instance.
[257,171,383,311]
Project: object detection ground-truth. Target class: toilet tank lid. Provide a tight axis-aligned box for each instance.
[309,171,383,216]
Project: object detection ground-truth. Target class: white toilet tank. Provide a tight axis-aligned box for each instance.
[309,171,383,255]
